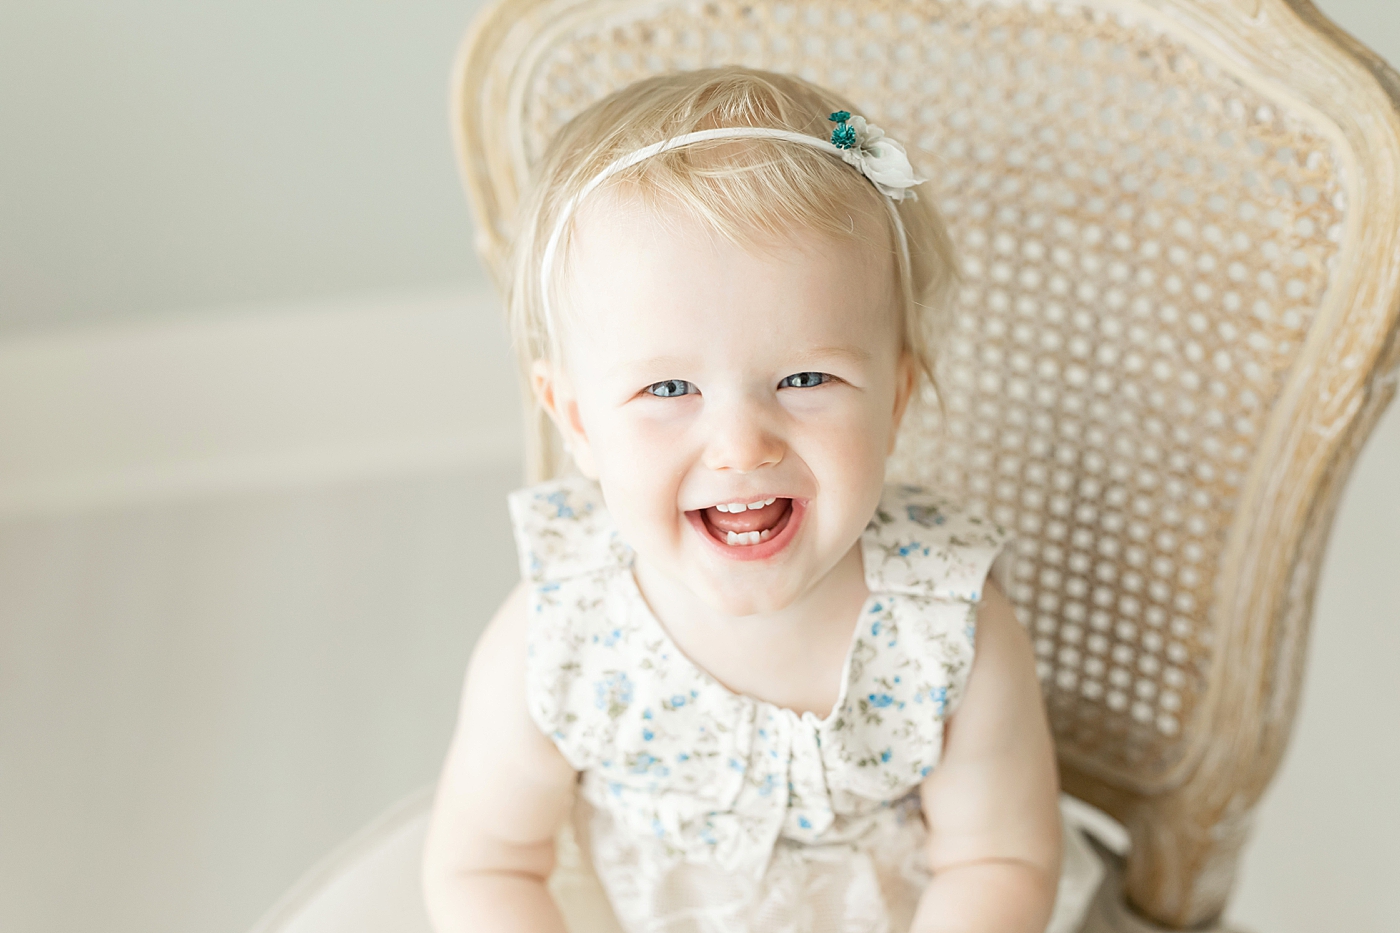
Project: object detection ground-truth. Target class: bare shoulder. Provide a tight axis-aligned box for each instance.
[919,577,1062,874]
[970,579,1038,703]
[463,580,533,701]
[422,581,576,884]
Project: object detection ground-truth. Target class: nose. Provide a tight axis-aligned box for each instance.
[700,393,785,474]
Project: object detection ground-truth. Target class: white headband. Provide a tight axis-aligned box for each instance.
[538,113,927,340]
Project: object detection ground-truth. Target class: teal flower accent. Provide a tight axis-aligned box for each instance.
[829,110,857,149]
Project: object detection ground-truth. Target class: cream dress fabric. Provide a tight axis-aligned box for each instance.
[509,477,1102,933]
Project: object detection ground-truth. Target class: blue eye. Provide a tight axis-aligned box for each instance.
[646,379,697,398]
[779,372,831,389]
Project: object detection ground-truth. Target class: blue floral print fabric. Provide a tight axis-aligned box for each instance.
[504,476,1088,933]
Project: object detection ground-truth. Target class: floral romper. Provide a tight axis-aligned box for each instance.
[508,476,1102,933]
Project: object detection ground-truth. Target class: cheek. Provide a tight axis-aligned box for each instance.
[598,455,691,562]
[586,408,693,527]
[816,418,890,489]
[588,403,695,473]
[787,387,896,460]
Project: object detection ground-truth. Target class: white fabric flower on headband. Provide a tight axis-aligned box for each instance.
[828,111,926,201]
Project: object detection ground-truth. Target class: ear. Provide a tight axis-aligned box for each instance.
[888,350,918,456]
[531,358,599,478]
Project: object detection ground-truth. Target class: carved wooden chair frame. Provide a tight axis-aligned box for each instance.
[450,1,1400,927]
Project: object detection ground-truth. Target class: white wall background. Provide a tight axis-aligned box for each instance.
[0,1,490,335]
[0,2,1397,933]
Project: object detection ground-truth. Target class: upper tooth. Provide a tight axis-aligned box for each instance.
[715,497,778,513]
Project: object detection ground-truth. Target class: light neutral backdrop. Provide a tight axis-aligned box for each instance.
[0,1,490,335]
[0,2,1396,933]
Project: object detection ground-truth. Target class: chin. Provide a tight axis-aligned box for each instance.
[695,576,798,618]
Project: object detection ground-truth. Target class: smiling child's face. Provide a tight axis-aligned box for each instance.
[536,189,916,617]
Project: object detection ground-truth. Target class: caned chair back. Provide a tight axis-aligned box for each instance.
[451,1,1400,926]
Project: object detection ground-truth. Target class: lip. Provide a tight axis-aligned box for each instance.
[685,498,806,563]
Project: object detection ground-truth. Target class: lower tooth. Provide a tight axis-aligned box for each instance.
[724,530,765,546]
[759,529,771,542]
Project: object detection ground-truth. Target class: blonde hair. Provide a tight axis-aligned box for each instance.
[507,66,957,477]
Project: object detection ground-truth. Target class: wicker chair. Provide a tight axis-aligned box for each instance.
[244,3,1400,932]
[448,0,1400,929]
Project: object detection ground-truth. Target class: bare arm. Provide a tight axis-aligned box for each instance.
[421,582,579,933]
[912,580,1062,933]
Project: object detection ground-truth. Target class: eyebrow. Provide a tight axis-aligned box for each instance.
[611,345,872,378]
[607,355,694,379]
[798,345,874,364]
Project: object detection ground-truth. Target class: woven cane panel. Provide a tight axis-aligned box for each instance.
[512,0,1345,785]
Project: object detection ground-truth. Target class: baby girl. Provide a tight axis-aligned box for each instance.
[422,67,1100,933]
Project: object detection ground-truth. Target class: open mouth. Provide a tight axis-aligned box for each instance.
[686,496,802,560]
[702,497,792,545]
